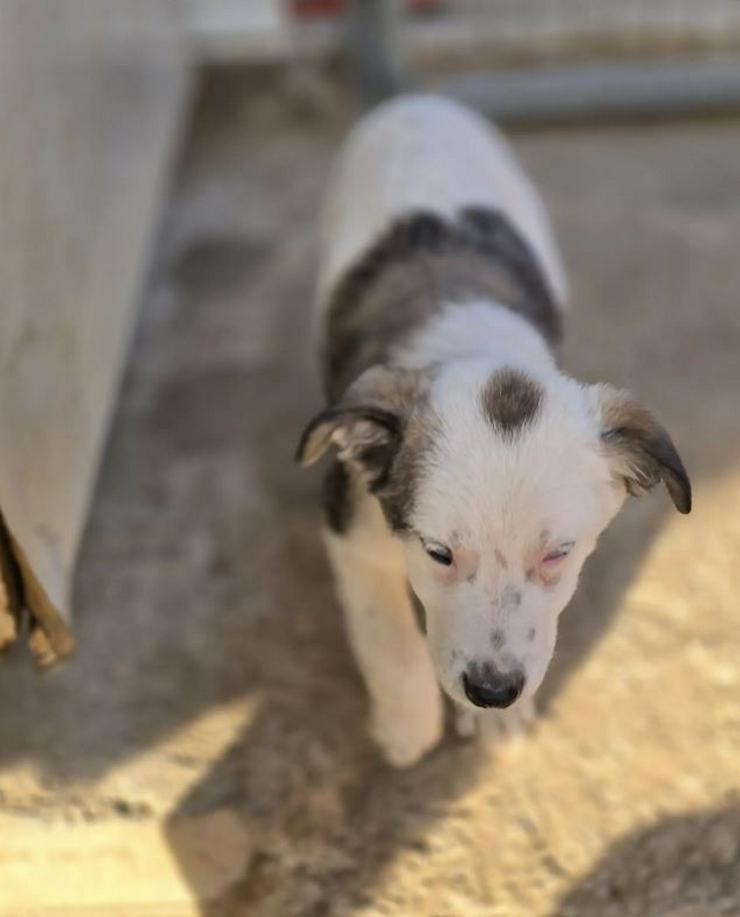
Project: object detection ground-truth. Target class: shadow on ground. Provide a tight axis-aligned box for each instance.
[554,801,740,916]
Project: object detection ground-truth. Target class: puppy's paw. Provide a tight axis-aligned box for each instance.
[371,688,444,768]
[478,695,536,754]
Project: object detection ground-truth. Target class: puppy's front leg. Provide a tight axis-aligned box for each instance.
[325,517,443,767]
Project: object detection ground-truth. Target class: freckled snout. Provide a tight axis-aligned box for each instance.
[462,665,524,709]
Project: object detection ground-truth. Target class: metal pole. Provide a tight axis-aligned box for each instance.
[345,0,409,107]
[435,59,740,125]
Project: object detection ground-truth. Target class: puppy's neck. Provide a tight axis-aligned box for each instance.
[393,298,557,378]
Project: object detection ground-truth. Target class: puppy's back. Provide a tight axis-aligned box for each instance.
[317,95,567,311]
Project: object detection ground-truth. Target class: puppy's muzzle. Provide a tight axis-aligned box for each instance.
[462,667,524,709]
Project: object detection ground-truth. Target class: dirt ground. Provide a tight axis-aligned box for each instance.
[1,70,740,916]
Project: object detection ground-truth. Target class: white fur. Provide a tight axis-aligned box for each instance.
[395,300,555,373]
[401,352,625,708]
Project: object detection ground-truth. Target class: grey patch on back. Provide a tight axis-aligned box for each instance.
[460,207,560,336]
[323,208,561,401]
[482,368,543,434]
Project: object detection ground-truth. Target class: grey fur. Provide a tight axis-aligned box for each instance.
[323,208,561,400]
[375,390,440,532]
[600,390,692,514]
[297,366,438,533]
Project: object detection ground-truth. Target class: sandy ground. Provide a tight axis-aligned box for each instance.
[1,70,740,916]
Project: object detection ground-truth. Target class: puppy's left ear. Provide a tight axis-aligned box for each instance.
[595,385,692,514]
[296,365,424,488]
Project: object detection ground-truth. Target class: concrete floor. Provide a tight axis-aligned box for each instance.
[1,71,740,915]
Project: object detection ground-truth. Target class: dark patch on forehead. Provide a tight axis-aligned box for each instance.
[481,368,543,435]
[494,549,508,570]
[491,629,506,650]
[527,627,536,642]
[323,208,561,401]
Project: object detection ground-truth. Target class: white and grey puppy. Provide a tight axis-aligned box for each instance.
[297,95,691,767]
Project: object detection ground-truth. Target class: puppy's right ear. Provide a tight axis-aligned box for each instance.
[296,366,423,488]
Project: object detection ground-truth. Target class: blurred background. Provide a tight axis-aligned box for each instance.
[1,1,739,914]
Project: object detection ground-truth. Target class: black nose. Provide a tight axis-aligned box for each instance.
[462,668,524,709]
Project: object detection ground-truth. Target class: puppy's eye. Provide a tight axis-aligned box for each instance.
[544,542,574,563]
[422,541,453,566]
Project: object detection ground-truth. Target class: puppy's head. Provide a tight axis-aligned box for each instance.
[298,361,690,710]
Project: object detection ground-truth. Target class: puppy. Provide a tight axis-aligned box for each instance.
[297,95,691,767]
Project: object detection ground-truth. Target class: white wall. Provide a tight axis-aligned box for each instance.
[0,1,191,663]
